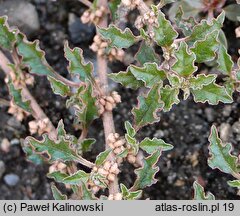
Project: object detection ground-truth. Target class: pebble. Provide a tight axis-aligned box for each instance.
[0,160,6,179]
[10,138,20,146]
[4,173,20,186]
[219,123,232,142]
[0,0,40,36]
[204,108,215,122]
[1,138,11,153]
[222,105,232,117]
[232,121,240,134]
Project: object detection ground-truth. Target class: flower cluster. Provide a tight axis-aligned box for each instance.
[90,35,124,61]
[8,101,29,122]
[28,118,52,135]
[81,6,107,25]
[5,71,34,88]
[97,91,121,115]
[108,193,123,200]
[49,161,67,174]
[122,0,140,10]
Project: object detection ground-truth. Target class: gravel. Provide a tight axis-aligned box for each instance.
[4,174,20,187]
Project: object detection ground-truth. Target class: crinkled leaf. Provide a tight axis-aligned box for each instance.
[98,25,137,49]
[227,180,240,188]
[47,171,69,183]
[125,134,138,155]
[75,84,98,129]
[217,44,233,75]
[139,137,173,154]
[183,0,204,8]
[189,74,217,90]
[47,76,70,97]
[16,33,56,77]
[172,41,197,77]
[22,144,44,165]
[129,63,166,88]
[82,183,96,200]
[135,41,159,65]
[175,7,196,36]
[95,149,112,166]
[132,84,164,130]
[160,85,180,112]
[153,9,178,47]
[191,82,232,105]
[132,151,161,189]
[80,138,96,153]
[191,30,220,63]
[168,73,182,88]
[125,121,136,138]
[109,0,121,21]
[0,16,17,50]
[51,184,67,200]
[120,184,142,200]
[8,79,31,112]
[224,4,240,21]
[188,12,225,43]
[193,181,215,200]
[64,42,93,82]
[208,125,239,176]
[26,134,85,163]
[109,71,144,90]
[61,170,89,185]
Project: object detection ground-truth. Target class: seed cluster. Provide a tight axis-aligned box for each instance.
[89,161,120,193]
[28,118,52,135]
[97,91,121,115]
[107,133,139,166]
[90,35,125,61]
[8,101,29,122]
[81,6,106,25]
[108,193,123,200]
[121,0,140,10]
[49,161,67,174]
[5,71,34,88]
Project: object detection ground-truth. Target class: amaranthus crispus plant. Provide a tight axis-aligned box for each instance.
[0,0,239,200]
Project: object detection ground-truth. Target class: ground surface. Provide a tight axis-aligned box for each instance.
[0,0,239,200]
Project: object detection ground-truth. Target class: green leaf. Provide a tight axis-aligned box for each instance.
[0,16,17,50]
[160,85,180,112]
[21,144,44,165]
[191,30,220,63]
[48,171,69,183]
[227,180,240,188]
[183,0,204,9]
[191,82,232,105]
[95,149,112,166]
[61,170,89,185]
[188,11,225,43]
[132,84,164,130]
[139,137,173,154]
[135,41,159,65]
[189,74,217,90]
[109,71,144,90]
[193,181,215,200]
[64,42,93,82]
[167,73,182,88]
[153,10,178,47]
[132,151,161,189]
[26,134,85,163]
[51,184,67,200]
[125,134,138,155]
[158,0,176,7]
[80,138,96,153]
[208,125,239,176]
[172,41,197,77]
[75,84,98,129]
[216,44,233,75]
[109,0,121,21]
[47,76,70,97]
[82,183,96,200]
[16,33,56,77]
[8,79,31,112]
[120,184,142,200]
[125,121,136,138]
[98,25,137,49]
[129,63,166,88]
[224,4,240,21]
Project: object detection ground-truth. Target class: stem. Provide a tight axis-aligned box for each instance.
[96,0,119,195]
[78,0,92,8]
[52,70,81,88]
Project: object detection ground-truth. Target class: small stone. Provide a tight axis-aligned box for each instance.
[10,138,20,146]
[1,138,11,153]
[219,123,232,142]
[0,161,6,179]
[204,108,215,122]
[4,174,20,186]
[222,105,232,117]
[232,121,240,134]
